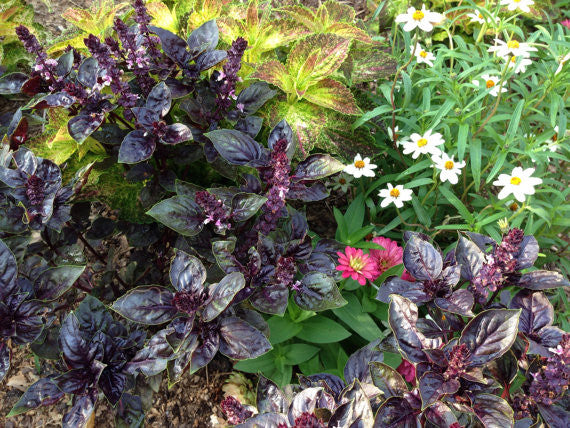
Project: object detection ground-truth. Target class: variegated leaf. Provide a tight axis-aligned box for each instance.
[327,22,373,44]
[303,78,361,115]
[279,5,317,29]
[323,0,356,23]
[251,61,292,93]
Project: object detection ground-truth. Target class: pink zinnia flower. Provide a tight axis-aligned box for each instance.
[397,359,416,384]
[562,19,570,29]
[336,246,378,285]
[369,236,414,281]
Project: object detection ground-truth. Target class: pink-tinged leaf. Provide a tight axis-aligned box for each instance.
[327,22,373,44]
[62,8,96,33]
[303,78,361,115]
[279,5,317,29]
[323,0,356,22]
[258,19,311,52]
[287,34,351,86]
[250,61,292,93]
[246,0,258,29]
[342,49,397,84]
[315,3,329,25]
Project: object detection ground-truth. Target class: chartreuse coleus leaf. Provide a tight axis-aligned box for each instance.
[186,0,224,32]
[280,0,372,44]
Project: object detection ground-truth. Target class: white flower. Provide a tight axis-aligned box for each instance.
[467,10,500,25]
[401,130,444,159]
[505,55,532,73]
[488,39,537,59]
[378,183,413,208]
[493,166,543,202]
[500,0,534,13]
[410,43,435,67]
[431,153,466,184]
[344,154,377,178]
[555,52,570,75]
[472,74,507,97]
[395,4,444,32]
[387,125,400,145]
[331,173,353,192]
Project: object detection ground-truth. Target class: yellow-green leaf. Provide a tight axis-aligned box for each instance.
[327,22,373,44]
[303,78,361,115]
[147,1,179,33]
[250,60,292,93]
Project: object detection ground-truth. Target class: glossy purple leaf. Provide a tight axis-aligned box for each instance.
[196,50,227,71]
[0,341,10,382]
[514,235,539,270]
[0,72,28,94]
[12,300,46,344]
[376,277,430,304]
[189,330,220,374]
[146,81,172,117]
[218,316,272,360]
[459,309,520,367]
[34,265,86,301]
[250,283,289,316]
[98,368,126,405]
[466,232,496,251]
[518,270,570,290]
[0,239,18,299]
[471,393,514,428]
[403,235,443,281]
[256,375,287,414]
[33,92,76,109]
[345,338,383,386]
[131,107,160,129]
[56,51,74,76]
[146,195,204,237]
[287,387,332,425]
[161,123,194,144]
[369,362,408,398]
[62,390,98,428]
[423,401,460,428]
[149,26,190,65]
[127,329,175,376]
[237,82,277,116]
[294,272,347,312]
[373,396,420,428]
[537,404,570,428]
[235,116,263,138]
[299,373,346,401]
[187,20,219,54]
[388,295,429,363]
[330,379,374,427]
[169,250,206,293]
[418,371,460,409]
[7,378,64,417]
[77,57,99,88]
[235,413,289,428]
[202,272,246,322]
[111,286,177,325]
[291,154,345,182]
[434,289,474,317]
[231,193,267,222]
[287,182,330,202]
[509,290,553,334]
[68,113,105,144]
[118,130,157,164]
[59,314,90,369]
[205,129,268,166]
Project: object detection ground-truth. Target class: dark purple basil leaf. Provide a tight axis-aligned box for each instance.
[149,26,190,65]
[68,113,105,144]
[388,294,428,363]
[536,326,564,348]
[146,81,172,117]
[127,329,175,376]
[111,286,177,325]
[291,154,345,182]
[403,236,443,281]
[146,195,204,237]
[331,379,374,427]
[0,72,28,94]
[98,368,126,405]
[231,193,267,222]
[514,235,539,270]
[423,401,460,428]
[294,272,347,311]
[509,290,553,334]
[299,252,335,276]
[235,116,263,138]
[345,338,383,385]
[180,97,207,126]
[0,167,25,188]
[376,276,431,304]
[466,232,496,251]
[13,300,45,344]
[237,82,277,116]
[205,129,268,166]
[455,236,485,281]
[250,283,289,315]
[202,272,246,322]
[187,20,219,55]
[118,130,157,164]
[33,92,76,109]
[20,75,42,96]
[169,250,206,293]
[131,107,160,129]
[212,239,238,273]
[235,413,289,428]
[287,387,332,425]
[369,362,408,398]
[59,314,90,369]
[487,350,518,387]
[0,341,10,382]
[471,393,514,428]
[55,368,90,394]
[56,51,74,76]
[34,265,85,301]
[77,57,99,88]
[0,238,17,298]
[218,316,272,359]
[300,374,346,401]
[518,270,570,290]
[189,331,220,374]
[196,50,227,71]
[7,378,64,417]
[418,371,460,409]
[434,289,474,317]
[459,309,520,367]
[62,390,98,428]
[373,396,419,428]
[115,393,144,428]
[537,404,570,428]
[161,123,194,144]
[256,374,287,414]
[235,308,269,337]
[287,182,330,202]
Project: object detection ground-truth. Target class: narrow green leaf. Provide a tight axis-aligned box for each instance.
[457,123,469,160]
[470,139,481,191]
[505,99,525,143]
[296,316,351,343]
[332,293,382,341]
[430,99,455,129]
[438,186,474,223]
[485,151,507,184]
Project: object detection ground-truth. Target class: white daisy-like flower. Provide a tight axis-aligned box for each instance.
[394,4,444,32]
[344,154,377,178]
[505,55,532,73]
[466,10,500,25]
[331,173,354,193]
[555,52,570,75]
[493,166,543,202]
[401,130,444,159]
[544,125,569,152]
[472,74,507,97]
[378,183,413,208]
[431,153,466,184]
[410,43,435,67]
[500,0,534,13]
[488,39,537,59]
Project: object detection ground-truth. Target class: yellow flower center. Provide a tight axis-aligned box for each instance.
[513,0,521,3]
[486,79,495,88]
[507,40,520,49]
[390,188,400,198]
[419,50,428,58]
[354,160,365,169]
[510,202,519,211]
[510,176,522,185]
[444,160,454,170]
[511,56,517,63]
[478,13,483,18]
[349,256,365,272]
[413,9,425,20]
[417,138,428,147]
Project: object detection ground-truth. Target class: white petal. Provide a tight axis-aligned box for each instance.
[395,199,404,208]
[403,21,416,32]
[418,21,433,32]
[497,187,513,200]
[380,198,391,208]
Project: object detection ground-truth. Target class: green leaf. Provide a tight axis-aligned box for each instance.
[429,99,455,130]
[457,123,469,160]
[486,151,508,184]
[344,193,365,234]
[282,343,320,365]
[332,293,382,341]
[505,99,525,143]
[303,78,360,115]
[470,139,481,191]
[267,316,302,345]
[438,186,474,223]
[250,60,292,93]
[352,104,392,129]
[334,206,348,241]
[296,315,351,343]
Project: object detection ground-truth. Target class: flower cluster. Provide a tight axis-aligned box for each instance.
[220,396,253,425]
[444,343,471,380]
[195,190,232,233]
[529,333,570,406]
[133,0,161,61]
[215,37,248,119]
[15,25,59,87]
[469,228,524,303]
